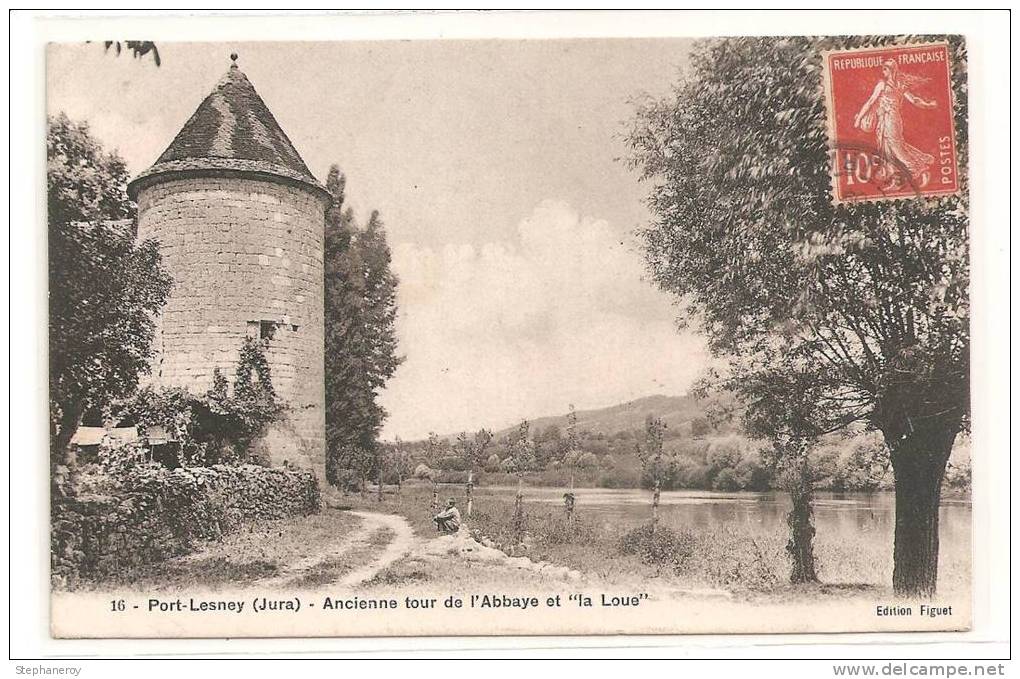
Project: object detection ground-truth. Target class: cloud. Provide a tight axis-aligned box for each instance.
[379,200,709,439]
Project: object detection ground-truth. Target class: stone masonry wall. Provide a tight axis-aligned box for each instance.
[136,175,326,478]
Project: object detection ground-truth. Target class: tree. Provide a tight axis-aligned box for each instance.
[636,416,673,523]
[453,428,493,473]
[422,432,447,468]
[385,437,413,488]
[762,435,819,584]
[565,404,581,453]
[627,36,969,595]
[503,420,537,547]
[323,165,403,490]
[98,41,161,66]
[503,420,537,478]
[48,113,172,480]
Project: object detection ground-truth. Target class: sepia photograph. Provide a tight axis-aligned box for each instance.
[15,10,1006,661]
[42,33,977,639]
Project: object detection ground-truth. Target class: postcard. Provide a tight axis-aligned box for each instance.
[46,33,972,638]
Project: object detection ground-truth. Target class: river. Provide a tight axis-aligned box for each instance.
[467,485,971,558]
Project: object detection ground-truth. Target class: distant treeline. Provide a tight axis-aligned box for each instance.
[381,419,972,493]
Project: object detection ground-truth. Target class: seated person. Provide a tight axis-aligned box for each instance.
[433,498,462,534]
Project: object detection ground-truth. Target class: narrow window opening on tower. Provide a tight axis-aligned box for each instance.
[259,320,277,340]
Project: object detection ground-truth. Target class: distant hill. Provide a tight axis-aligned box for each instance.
[487,393,732,440]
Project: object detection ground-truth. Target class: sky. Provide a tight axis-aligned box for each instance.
[47,39,709,440]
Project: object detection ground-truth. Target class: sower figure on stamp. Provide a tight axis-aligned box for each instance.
[433,498,461,534]
[853,58,937,191]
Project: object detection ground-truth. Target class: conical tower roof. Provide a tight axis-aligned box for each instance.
[128,55,326,199]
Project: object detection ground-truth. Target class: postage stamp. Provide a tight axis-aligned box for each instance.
[821,41,960,204]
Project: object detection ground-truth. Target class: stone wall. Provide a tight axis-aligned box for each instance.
[136,175,326,477]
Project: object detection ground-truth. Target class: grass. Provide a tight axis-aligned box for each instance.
[90,508,364,591]
[338,483,970,598]
[338,484,441,537]
[286,526,394,588]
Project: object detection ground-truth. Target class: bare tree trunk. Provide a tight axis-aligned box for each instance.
[376,466,383,503]
[466,469,473,519]
[431,480,438,512]
[652,478,661,526]
[513,475,525,547]
[888,423,956,596]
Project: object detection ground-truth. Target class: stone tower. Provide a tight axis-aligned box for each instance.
[128,55,327,476]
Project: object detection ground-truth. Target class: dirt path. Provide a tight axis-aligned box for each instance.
[334,512,418,587]
[253,510,417,589]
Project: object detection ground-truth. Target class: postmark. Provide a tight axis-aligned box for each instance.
[821,42,960,204]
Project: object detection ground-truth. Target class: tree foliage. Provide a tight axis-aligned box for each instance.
[626,36,969,594]
[503,420,538,476]
[117,339,282,468]
[454,428,494,472]
[636,416,674,488]
[95,41,161,66]
[48,113,173,472]
[323,165,403,488]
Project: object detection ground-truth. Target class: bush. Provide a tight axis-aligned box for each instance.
[413,463,438,481]
[712,467,741,491]
[114,339,283,468]
[619,523,698,573]
[469,500,598,556]
[433,469,487,484]
[596,467,641,488]
[437,456,468,471]
[51,463,319,588]
[618,522,785,591]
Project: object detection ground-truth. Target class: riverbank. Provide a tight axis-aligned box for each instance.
[342,484,970,597]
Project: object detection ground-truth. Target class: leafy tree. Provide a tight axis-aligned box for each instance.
[92,41,161,66]
[323,165,403,489]
[384,437,413,488]
[565,404,580,452]
[636,416,673,522]
[422,432,447,468]
[503,420,537,478]
[453,428,493,473]
[627,36,968,595]
[48,113,172,480]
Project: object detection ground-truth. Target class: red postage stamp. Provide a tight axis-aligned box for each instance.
[821,42,960,204]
